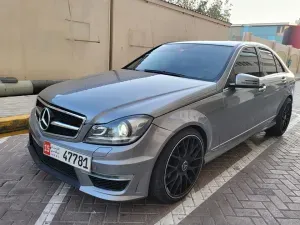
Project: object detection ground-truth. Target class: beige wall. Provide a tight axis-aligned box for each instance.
[274,42,290,62]
[230,27,243,41]
[112,0,230,69]
[243,32,300,74]
[0,0,230,80]
[0,0,110,80]
[289,47,300,74]
[249,35,274,48]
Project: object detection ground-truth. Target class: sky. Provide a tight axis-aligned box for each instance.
[230,0,300,24]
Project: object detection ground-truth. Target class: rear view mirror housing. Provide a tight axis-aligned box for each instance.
[228,73,263,88]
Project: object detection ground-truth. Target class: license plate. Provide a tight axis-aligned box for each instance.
[43,141,91,172]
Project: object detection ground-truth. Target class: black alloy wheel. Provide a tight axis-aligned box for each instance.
[164,135,204,198]
[150,128,205,204]
[280,101,292,133]
[266,97,292,137]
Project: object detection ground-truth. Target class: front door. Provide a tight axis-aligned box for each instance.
[219,47,267,144]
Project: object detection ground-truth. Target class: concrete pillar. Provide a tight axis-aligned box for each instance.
[287,45,293,68]
[271,41,276,50]
[242,32,252,42]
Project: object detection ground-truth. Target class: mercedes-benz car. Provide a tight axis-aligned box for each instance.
[28,41,295,203]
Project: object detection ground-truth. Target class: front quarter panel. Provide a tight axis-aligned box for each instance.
[153,110,212,147]
[153,92,225,152]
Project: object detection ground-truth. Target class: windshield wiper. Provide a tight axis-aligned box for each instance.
[143,69,186,78]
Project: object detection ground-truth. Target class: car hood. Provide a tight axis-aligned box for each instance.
[39,69,216,123]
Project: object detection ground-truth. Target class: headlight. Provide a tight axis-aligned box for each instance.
[85,115,153,145]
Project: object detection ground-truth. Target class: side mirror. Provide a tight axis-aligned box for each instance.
[229,73,262,88]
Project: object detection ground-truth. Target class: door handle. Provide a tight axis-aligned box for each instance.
[259,85,267,92]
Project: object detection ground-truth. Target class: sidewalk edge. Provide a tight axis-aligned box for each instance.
[0,115,30,134]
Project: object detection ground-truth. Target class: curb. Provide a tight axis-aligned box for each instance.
[0,115,30,134]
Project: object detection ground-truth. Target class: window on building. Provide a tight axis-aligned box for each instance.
[277,26,282,33]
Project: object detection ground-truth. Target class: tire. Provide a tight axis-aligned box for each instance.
[266,98,292,137]
[150,128,205,204]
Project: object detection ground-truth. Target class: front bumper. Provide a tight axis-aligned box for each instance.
[28,109,172,201]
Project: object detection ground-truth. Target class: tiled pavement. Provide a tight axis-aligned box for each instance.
[0,95,36,117]
[0,134,62,225]
[0,82,298,224]
[179,119,300,225]
[0,116,298,224]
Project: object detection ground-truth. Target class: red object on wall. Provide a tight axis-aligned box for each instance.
[290,26,300,49]
[283,26,300,49]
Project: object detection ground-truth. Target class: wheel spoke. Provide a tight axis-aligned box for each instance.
[183,139,189,157]
[171,176,180,194]
[179,175,183,195]
[184,173,193,184]
[167,164,177,170]
[169,174,179,191]
[173,175,182,195]
[166,173,178,186]
[188,168,196,176]
[189,165,202,170]
[171,153,181,160]
[189,144,200,157]
[166,168,177,178]
[182,174,187,190]
[178,143,185,157]
[191,156,202,162]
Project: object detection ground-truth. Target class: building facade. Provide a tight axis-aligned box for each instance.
[230,23,292,43]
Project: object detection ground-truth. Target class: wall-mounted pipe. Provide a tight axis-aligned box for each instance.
[0,79,65,97]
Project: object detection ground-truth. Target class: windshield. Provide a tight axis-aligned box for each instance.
[124,43,234,82]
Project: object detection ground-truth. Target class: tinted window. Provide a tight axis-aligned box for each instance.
[274,56,285,73]
[231,47,261,78]
[124,43,234,82]
[277,26,282,33]
[259,48,277,75]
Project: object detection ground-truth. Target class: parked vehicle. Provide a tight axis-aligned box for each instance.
[28,41,295,203]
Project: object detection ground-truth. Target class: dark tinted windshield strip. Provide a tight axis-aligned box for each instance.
[167,43,237,48]
[124,43,235,82]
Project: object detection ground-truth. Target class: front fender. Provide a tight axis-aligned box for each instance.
[153,109,213,151]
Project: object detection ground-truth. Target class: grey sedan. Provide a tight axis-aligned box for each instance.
[28,41,295,203]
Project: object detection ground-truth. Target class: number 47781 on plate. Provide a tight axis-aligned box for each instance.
[43,141,91,172]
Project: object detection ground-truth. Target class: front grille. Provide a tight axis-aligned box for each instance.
[89,175,130,192]
[36,98,85,138]
[30,135,78,180]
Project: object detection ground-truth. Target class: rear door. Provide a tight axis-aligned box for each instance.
[274,54,290,109]
[258,48,287,119]
[220,47,266,144]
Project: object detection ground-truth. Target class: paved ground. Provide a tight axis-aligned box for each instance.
[180,120,300,225]
[0,95,36,118]
[0,82,299,225]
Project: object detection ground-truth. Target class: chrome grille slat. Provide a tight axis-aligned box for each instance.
[36,107,41,115]
[51,121,80,131]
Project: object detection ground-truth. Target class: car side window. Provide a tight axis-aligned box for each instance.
[259,48,277,75]
[228,47,261,83]
[274,55,286,73]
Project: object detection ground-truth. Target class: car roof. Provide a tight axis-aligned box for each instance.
[170,41,264,48]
